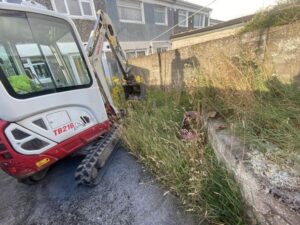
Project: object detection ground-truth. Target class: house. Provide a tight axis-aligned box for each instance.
[27,0,211,55]
[104,0,212,57]
[170,15,254,49]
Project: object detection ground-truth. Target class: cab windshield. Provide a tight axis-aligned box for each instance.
[0,10,91,98]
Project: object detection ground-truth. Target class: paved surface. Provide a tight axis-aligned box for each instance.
[0,147,198,225]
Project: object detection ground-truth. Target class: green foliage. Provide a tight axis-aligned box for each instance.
[191,52,300,166]
[236,77,300,163]
[241,1,300,33]
[7,75,40,94]
[122,89,248,225]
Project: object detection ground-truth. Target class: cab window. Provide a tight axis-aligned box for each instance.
[0,10,92,98]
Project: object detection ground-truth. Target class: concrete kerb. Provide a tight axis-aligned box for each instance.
[206,117,300,225]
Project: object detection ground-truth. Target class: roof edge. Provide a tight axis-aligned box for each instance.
[147,0,212,11]
[173,0,212,11]
[171,14,254,40]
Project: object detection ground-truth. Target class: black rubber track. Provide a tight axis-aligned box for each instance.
[74,126,120,187]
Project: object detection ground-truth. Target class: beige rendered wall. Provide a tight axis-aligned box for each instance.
[129,22,300,87]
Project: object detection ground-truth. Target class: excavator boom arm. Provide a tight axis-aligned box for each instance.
[86,9,143,102]
[86,10,129,80]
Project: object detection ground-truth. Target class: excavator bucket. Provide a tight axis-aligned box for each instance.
[122,74,145,100]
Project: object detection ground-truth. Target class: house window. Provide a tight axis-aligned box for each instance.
[136,49,146,57]
[0,0,22,3]
[205,15,209,26]
[178,10,188,27]
[125,51,136,59]
[126,49,147,59]
[53,0,68,14]
[81,0,93,15]
[67,0,82,16]
[118,0,144,23]
[156,47,167,53]
[194,14,204,28]
[154,5,167,25]
[51,0,96,19]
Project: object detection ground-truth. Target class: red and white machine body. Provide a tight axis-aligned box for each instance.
[0,3,114,180]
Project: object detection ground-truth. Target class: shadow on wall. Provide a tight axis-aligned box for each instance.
[295,71,300,84]
[171,50,200,88]
[129,50,200,89]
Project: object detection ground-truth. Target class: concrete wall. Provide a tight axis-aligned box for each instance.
[129,22,300,87]
[207,118,300,225]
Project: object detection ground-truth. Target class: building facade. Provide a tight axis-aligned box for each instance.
[0,0,212,75]
[104,0,212,57]
[2,0,211,56]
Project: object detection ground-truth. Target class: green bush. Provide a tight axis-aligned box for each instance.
[241,1,300,33]
[195,51,300,164]
[7,75,40,94]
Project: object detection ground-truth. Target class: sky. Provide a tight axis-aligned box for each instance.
[184,0,278,21]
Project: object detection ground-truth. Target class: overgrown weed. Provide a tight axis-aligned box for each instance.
[241,0,300,33]
[122,90,248,225]
[191,52,300,166]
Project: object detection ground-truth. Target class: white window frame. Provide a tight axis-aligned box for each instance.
[154,5,167,26]
[117,0,145,24]
[193,14,205,28]
[0,0,22,3]
[156,47,168,54]
[125,50,136,58]
[79,0,95,17]
[23,58,52,84]
[51,0,97,20]
[136,49,147,57]
[178,10,188,28]
[126,49,147,58]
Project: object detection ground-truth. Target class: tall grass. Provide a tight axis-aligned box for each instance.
[122,90,248,225]
[190,52,300,166]
[121,50,299,224]
[241,0,300,33]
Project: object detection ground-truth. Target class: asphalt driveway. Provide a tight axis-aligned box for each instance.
[0,147,198,225]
